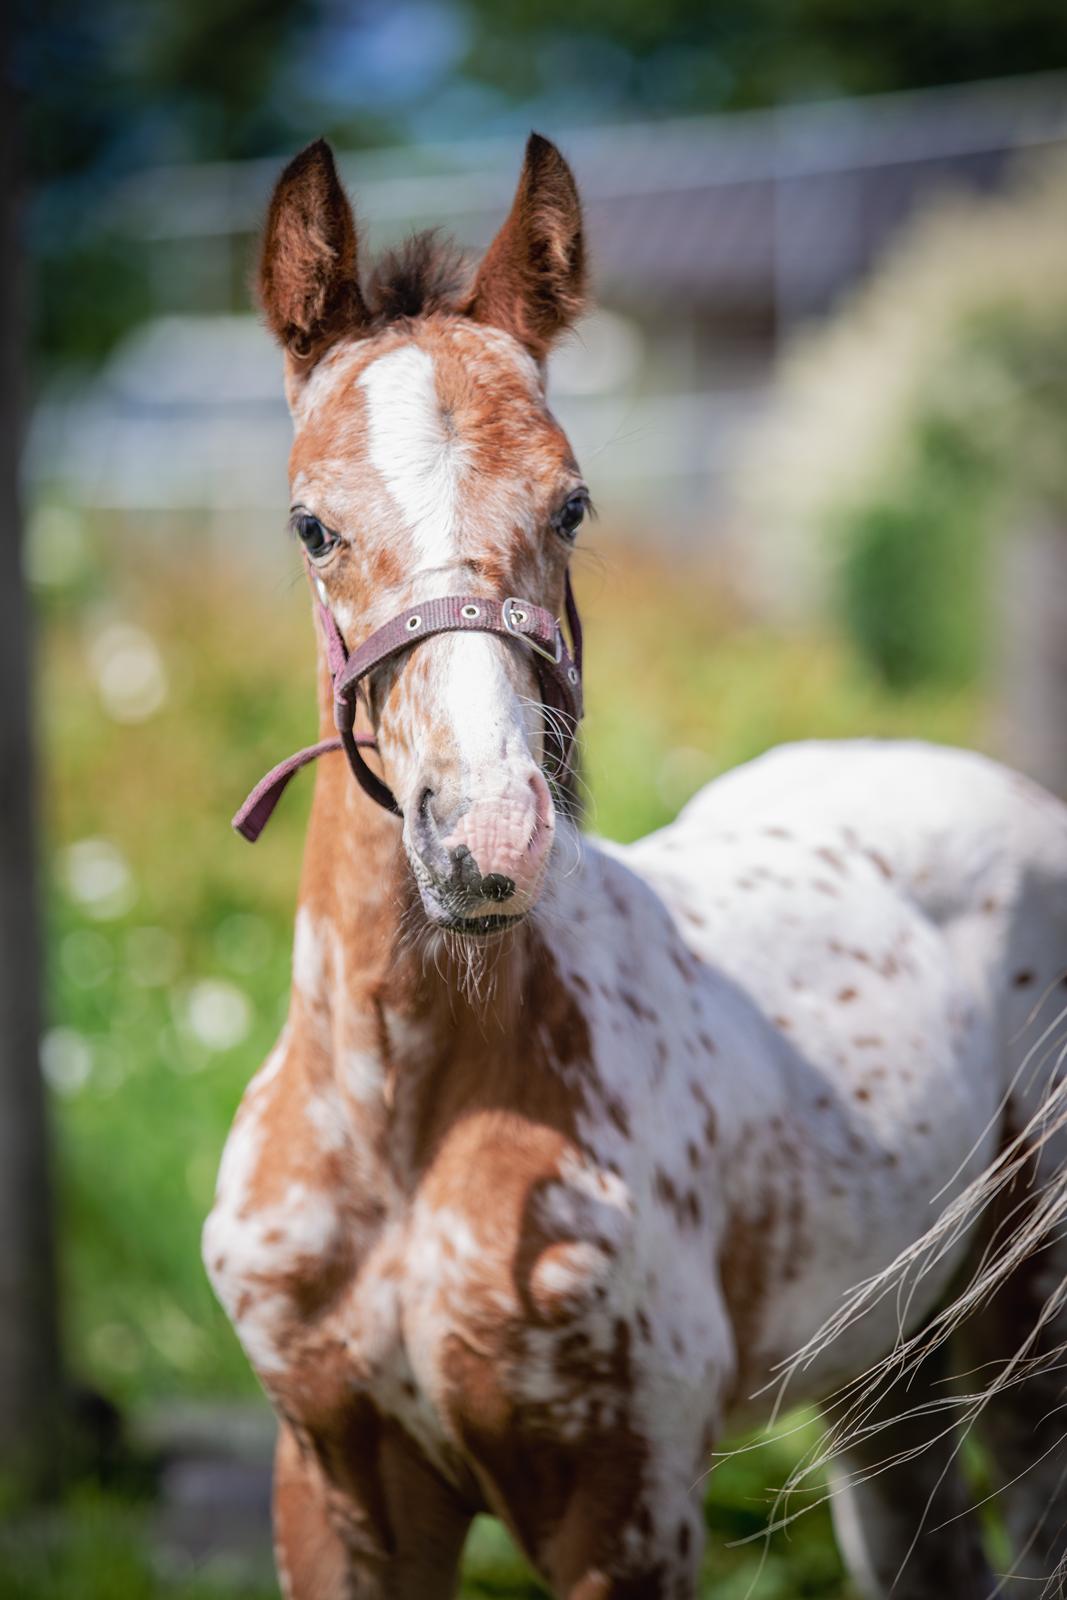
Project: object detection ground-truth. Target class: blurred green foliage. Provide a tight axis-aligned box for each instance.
[838,301,1067,688]
[0,1490,277,1600]
[460,0,1067,117]
[837,412,991,689]
[734,154,1067,692]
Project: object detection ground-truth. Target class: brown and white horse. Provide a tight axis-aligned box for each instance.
[204,135,1067,1598]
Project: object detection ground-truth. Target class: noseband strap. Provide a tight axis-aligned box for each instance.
[233,574,583,842]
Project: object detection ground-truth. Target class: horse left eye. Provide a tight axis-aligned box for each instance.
[555,494,586,542]
[294,514,337,560]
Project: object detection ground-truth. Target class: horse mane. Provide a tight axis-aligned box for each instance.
[363,229,470,326]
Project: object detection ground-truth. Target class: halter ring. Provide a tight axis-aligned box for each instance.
[502,597,562,664]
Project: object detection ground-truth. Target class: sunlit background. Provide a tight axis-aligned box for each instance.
[7,2,1067,1594]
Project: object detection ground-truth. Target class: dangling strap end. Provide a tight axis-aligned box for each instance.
[231,737,345,843]
[233,797,277,843]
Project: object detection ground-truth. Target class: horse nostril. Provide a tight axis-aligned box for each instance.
[480,872,516,903]
[448,844,481,892]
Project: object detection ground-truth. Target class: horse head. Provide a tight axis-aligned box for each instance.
[257,134,588,934]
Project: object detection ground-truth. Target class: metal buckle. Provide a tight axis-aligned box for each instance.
[502,597,562,665]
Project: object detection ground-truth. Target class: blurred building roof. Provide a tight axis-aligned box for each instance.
[108,71,1067,321]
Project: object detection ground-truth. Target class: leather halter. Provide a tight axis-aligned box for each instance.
[233,571,584,843]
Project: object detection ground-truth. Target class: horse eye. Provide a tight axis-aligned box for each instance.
[555,493,586,542]
[293,514,337,560]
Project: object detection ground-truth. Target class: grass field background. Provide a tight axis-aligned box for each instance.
[24,517,985,1596]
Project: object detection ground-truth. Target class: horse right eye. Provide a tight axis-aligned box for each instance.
[293,514,337,561]
[554,492,588,543]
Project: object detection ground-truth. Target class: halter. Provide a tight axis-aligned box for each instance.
[233,570,584,842]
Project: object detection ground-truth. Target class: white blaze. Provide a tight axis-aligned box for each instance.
[360,341,535,789]
[359,339,544,827]
[359,344,463,569]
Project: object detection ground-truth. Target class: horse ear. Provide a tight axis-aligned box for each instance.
[258,139,368,364]
[466,133,586,361]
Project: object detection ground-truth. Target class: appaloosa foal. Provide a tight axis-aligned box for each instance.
[204,135,1067,1598]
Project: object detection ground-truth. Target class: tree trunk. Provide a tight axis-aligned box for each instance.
[0,17,63,1493]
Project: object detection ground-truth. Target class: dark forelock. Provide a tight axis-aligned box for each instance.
[364,230,470,325]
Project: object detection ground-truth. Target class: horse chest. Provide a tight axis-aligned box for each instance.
[220,1096,723,1476]
[382,1183,724,1473]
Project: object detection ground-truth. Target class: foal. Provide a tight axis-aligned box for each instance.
[205,134,1067,1598]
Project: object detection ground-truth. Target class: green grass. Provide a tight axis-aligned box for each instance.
[0,1491,277,1600]
[22,522,984,1595]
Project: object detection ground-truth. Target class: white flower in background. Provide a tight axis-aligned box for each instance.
[41,1027,93,1095]
[23,505,89,589]
[181,979,252,1053]
[60,838,136,920]
[88,622,168,723]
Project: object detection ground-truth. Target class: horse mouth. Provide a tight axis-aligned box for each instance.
[410,858,535,937]
[429,909,527,938]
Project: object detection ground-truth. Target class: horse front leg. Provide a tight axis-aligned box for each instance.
[542,1462,705,1600]
[476,1428,706,1600]
[274,1423,349,1599]
[273,1410,473,1600]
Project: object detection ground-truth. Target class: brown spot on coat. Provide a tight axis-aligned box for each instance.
[605,1097,631,1139]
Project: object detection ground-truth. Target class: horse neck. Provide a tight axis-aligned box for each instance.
[291,681,535,1124]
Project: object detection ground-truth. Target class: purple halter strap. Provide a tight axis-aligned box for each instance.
[233,573,583,843]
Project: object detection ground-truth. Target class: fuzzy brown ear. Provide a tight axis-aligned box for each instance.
[466,133,586,360]
[258,139,367,363]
